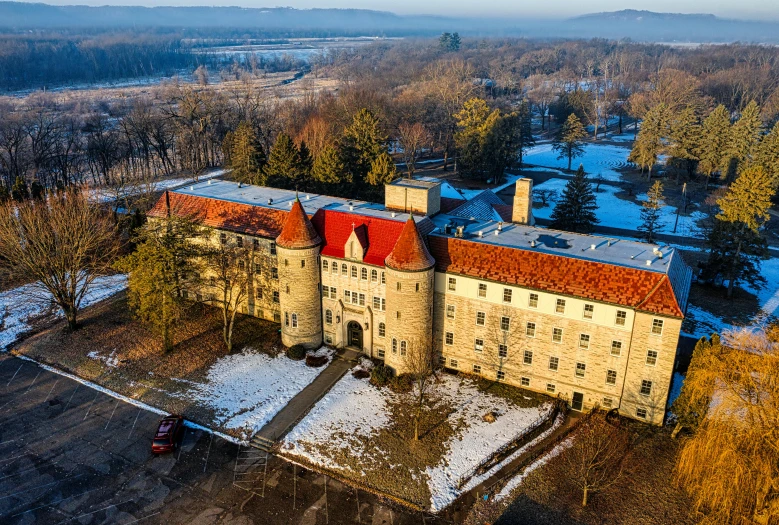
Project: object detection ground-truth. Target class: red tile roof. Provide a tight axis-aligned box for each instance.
[311,209,406,266]
[276,198,322,249]
[148,191,288,238]
[428,236,684,317]
[385,216,436,271]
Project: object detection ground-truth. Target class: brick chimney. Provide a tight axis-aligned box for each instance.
[512,178,535,225]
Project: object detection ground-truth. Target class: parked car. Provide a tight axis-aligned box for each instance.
[152,415,184,454]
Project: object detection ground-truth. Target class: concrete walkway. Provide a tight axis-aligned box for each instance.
[251,348,362,449]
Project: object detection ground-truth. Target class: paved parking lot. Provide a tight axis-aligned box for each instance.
[0,355,436,525]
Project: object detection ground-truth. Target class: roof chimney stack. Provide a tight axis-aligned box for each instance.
[511,178,535,226]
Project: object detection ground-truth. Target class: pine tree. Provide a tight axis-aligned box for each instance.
[341,108,387,184]
[706,165,774,298]
[723,100,763,181]
[516,100,535,166]
[553,113,587,171]
[298,140,313,180]
[629,103,668,180]
[550,165,599,233]
[366,152,397,186]
[0,184,9,203]
[311,144,348,185]
[30,180,45,201]
[667,107,700,182]
[228,122,265,185]
[696,105,731,189]
[756,120,779,189]
[11,176,29,202]
[637,180,665,243]
[263,132,302,189]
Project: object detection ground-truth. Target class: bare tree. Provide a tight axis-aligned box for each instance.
[0,189,120,330]
[404,337,438,441]
[397,122,430,178]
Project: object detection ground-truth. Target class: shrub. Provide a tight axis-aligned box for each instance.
[306,354,328,367]
[390,373,413,393]
[352,368,371,379]
[286,344,306,360]
[370,364,393,387]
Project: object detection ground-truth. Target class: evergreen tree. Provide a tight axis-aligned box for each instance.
[756,121,779,189]
[670,335,720,438]
[667,107,700,182]
[263,132,303,189]
[11,176,29,202]
[696,105,731,189]
[515,100,535,166]
[229,122,265,185]
[0,184,9,203]
[706,165,774,298]
[629,103,668,180]
[550,165,599,233]
[298,140,313,179]
[454,98,492,176]
[30,180,45,201]
[439,32,460,51]
[637,180,665,243]
[311,144,348,185]
[366,152,397,186]
[553,113,587,170]
[341,108,387,184]
[723,100,763,182]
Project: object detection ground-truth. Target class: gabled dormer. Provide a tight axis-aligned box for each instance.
[344,225,368,261]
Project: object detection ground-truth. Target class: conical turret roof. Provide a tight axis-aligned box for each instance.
[385,216,435,271]
[276,198,322,249]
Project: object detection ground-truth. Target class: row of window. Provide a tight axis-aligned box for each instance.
[322,260,386,284]
[322,285,387,312]
[219,233,276,255]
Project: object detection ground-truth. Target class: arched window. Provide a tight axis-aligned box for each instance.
[371,269,378,282]
[284,312,289,326]
[351,265,357,278]
[392,338,398,354]
[291,313,298,328]
[341,264,347,276]
[378,322,385,337]
[325,310,333,324]
[400,340,407,356]
[361,268,368,280]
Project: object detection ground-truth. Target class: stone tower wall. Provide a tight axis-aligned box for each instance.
[277,245,323,349]
[384,266,434,374]
[512,178,535,225]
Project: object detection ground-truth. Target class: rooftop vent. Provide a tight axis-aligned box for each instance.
[646,259,652,266]
[497,222,503,231]
[455,225,465,238]
[477,230,483,238]
[305,194,310,200]
[530,240,537,248]
[238,182,242,188]
[268,198,273,205]
[443,223,451,234]
[190,185,195,191]
[349,205,354,211]
[590,244,596,250]
[653,247,664,258]
[494,230,499,236]
[207,179,213,185]
[391,212,396,218]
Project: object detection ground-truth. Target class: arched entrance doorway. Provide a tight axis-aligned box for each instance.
[347,321,363,349]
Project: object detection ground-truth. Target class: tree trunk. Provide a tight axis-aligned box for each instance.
[727,235,743,299]
[582,485,589,507]
[64,305,78,332]
[568,153,573,171]
[618,113,623,134]
[162,293,173,353]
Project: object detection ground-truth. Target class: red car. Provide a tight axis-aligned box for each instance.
[152,415,185,454]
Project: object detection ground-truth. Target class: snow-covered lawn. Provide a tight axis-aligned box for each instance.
[0,274,127,350]
[523,142,631,182]
[282,371,554,512]
[494,436,574,502]
[458,174,522,200]
[533,177,705,237]
[181,347,333,441]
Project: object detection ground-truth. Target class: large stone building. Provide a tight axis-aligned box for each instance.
[149,177,692,425]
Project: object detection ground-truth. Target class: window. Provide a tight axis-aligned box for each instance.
[378,323,386,337]
[341,264,347,276]
[381,298,386,311]
[523,350,533,365]
[446,304,456,319]
[615,310,627,326]
[500,317,510,331]
[415,283,420,292]
[579,334,590,350]
[331,262,337,274]
[473,364,482,374]
[322,260,329,271]
[520,377,530,387]
[400,341,407,356]
[498,344,508,358]
[273,312,280,322]
[377,348,385,359]
[549,356,559,371]
[646,350,658,366]
[352,293,360,305]
[273,291,279,303]
[236,236,243,248]
[286,285,290,294]
[396,311,401,319]
[361,268,368,280]
[238,260,245,271]
[291,313,298,328]
[373,297,381,310]
[476,312,486,326]
[450,359,459,369]
[640,380,653,396]
[555,299,566,314]
[381,271,386,285]
[325,310,333,324]
[478,283,487,298]
[358,293,365,306]
[330,286,336,298]
[602,397,613,408]
[322,287,331,299]
[474,338,484,353]
[497,370,506,381]
[256,288,263,299]
[371,269,378,282]
[526,322,536,337]
[220,233,227,244]
[651,319,664,335]
[270,242,276,255]
[351,266,357,278]
[528,293,539,308]
[552,327,563,343]
[448,277,457,291]
[253,239,260,249]
[610,340,622,357]
[575,362,586,378]
[254,263,262,275]
[583,304,594,319]
[503,288,513,303]
[396,282,402,291]
[344,290,352,302]
[301,260,306,268]
[445,332,454,345]
[636,407,647,419]
[284,312,289,326]
[546,383,556,393]
[271,267,278,279]
[392,339,397,354]
[606,369,617,385]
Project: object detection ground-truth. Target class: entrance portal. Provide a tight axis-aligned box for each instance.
[572,391,584,411]
[347,321,363,349]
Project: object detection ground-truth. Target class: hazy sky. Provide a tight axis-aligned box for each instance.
[14,0,776,20]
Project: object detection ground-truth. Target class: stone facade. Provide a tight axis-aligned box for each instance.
[385,179,441,216]
[278,244,323,349]
[512,178,535,225]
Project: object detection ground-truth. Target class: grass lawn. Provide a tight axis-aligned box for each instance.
[12,291,330,440]
[280,365,554,512]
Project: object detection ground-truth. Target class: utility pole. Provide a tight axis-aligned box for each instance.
[673,182,687,234]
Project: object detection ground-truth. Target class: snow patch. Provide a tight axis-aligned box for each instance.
[494,436,574,501]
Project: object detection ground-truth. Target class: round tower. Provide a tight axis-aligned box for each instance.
[276,198,323,350]
[384,216,435,375]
